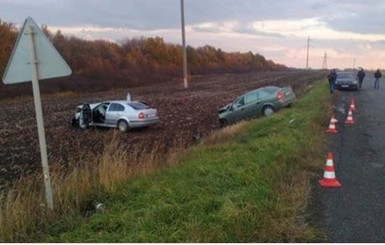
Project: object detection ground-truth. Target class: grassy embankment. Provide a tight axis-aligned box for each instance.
[0,81,331,242]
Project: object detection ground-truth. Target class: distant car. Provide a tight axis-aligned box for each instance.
[335,72,358,91]
[72,100,159,132]
[218,86,296,127]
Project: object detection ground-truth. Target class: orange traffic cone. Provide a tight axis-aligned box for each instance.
[326,115,338,133]
[345,109,355,125]
[331,115,338,123]
[318,152,341,188]
[350,98,356,112]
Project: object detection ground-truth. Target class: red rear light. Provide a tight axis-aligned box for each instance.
[138,112,145,119]
[276,91,284,101]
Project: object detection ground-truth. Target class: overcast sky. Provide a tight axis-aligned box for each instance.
[1,0,385,69]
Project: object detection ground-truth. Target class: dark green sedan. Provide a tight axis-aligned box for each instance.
[218,86,296,127]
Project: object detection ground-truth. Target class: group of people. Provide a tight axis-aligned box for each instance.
[327,68,383,93]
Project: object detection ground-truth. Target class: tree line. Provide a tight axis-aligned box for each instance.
[0,19,286,98]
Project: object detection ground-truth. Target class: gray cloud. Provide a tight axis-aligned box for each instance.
[326,6,385,35]
[313,0,385,35]
[2,0,385,69]
[1,0,385,36]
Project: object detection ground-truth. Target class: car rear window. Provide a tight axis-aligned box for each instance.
[127,101,150,110]
[262,86,279,93]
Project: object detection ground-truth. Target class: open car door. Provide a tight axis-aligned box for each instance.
[79,104,91,129]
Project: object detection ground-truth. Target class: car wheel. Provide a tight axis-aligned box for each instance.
[117,120,129,132]
[219,119,228,128]
[72,117,78,127]
[262,105,274,116]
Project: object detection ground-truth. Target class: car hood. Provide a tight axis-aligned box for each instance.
[336,78,357,84]
[218,103,232,114]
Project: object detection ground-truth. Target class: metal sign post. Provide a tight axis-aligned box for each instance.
[26,24,54,210]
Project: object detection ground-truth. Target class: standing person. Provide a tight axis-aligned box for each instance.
[357,68,365,89]
[327,69,337,94]
[374,69,382,90]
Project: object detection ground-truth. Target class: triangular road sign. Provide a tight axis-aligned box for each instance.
[2,17,72,84]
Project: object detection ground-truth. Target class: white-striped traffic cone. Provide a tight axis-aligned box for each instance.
[318,152,341,188]
[326,115,338,133]
[345,109,355,125]
[350,98,356,112]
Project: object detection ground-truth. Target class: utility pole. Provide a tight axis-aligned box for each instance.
[180,0,188,88]
[306,35,310,69]
[353,58,356,69]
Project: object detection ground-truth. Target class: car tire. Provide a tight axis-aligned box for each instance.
[117,120,129,133]
[262,105,274,116]
[219,119,228,128]
[72,117,78,127]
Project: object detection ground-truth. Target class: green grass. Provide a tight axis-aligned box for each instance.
[38,81,331,242]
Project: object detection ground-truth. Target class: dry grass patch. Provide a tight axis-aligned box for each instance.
[0,132,185,242]
[204,121,250,144]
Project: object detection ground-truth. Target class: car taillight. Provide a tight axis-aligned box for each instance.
[138,112,145,119]
[276,91,284,101]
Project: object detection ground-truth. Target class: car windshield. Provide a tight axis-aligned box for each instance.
[337,73,353,79]
[127,101,150,110]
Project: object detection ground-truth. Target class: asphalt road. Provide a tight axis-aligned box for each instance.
[313,74,385,242]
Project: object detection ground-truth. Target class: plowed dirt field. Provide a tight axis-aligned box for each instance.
[0,70,325,189]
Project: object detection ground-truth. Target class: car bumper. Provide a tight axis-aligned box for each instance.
[280,99,294,107]
[335,84,358,90]
[130,118,159,128]
[279,95,296,107]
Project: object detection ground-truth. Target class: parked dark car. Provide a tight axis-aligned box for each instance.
[218,86,296,127]
[335,72,358,91]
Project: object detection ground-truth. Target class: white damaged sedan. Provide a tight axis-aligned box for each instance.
[72,100,159,132]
